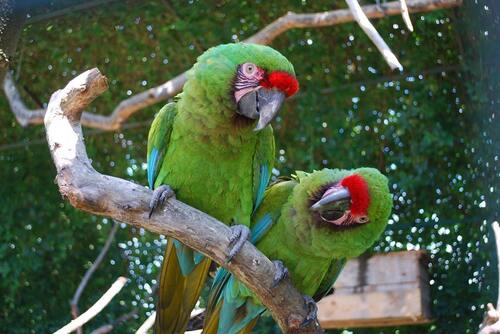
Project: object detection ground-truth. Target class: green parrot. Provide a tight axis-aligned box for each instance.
[147,43,299,334]
[202,167,393,334]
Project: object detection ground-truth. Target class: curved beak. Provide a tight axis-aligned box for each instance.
[310,187,351,211]
[237,88,286,131]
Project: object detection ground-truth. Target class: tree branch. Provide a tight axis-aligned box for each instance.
[70,222,119,333]
[345,0,402,71]
[7,0,461,130]
[478,222,500,334]
[88,310,139,334]
[45,68,321,333]
[400,0,415,31]
[135,311,156,334]
[54,277,128,334]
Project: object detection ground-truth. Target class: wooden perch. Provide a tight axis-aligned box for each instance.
[7,0,461,130]
[45,68,321,333]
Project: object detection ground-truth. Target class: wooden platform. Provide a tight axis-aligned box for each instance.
[317,250,432,328]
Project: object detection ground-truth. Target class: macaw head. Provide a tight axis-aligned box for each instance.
[184,43,299,131]
[287,168,392,258]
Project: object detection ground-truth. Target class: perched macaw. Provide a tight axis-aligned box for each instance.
[147,43,299,334]
[202,167,393,334]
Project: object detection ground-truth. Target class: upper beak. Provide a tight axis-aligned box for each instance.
[237,88,286,131]
[310,187,351,211]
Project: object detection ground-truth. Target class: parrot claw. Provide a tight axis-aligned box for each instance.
[148,185,175,218]
[227,225,251,262]
[271,260,289,288]
[301,295,319,328]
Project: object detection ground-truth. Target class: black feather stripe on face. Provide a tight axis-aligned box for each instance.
[234,65,260,90]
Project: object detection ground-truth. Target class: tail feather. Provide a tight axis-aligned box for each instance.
[155,239,212,334]
[202,276,264,334]
[202,298,262,334]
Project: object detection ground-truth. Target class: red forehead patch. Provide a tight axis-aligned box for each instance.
[340,174,370,216]
[260,71,299,97]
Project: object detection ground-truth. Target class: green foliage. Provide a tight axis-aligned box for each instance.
[0,1,496,333]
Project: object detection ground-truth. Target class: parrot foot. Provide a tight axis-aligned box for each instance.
[227,225,251,262]
[148,185,175,218]
[271,260,289,288]
[301,295,319,328]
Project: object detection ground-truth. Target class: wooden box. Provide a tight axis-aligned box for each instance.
[317,250,432,328]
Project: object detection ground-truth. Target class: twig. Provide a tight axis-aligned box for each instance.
[478,222,500,334]
[494,221,500,309]
[70,222,119,333]
[135,311,156,334]
[88,310,138,334]
[54,277,128,334]
[6,0,461,130]
[400,0,414,31]
[345,0,403,71]
[87,275,160,334]
[44,68,321,333]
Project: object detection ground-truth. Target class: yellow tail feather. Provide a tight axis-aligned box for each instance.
[202,302,259,334]
[155,239,212,334]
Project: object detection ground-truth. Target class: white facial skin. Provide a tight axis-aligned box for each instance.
[234,62,266,103]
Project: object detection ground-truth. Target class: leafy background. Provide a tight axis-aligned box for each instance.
[0,1,497,333]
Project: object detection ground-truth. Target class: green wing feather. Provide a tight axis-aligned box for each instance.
[203,178,297,334]
[313,258,346,301]
[147,102,177,189]
[252,126,275,212]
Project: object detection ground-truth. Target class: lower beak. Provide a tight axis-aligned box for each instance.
[237,88,285,131]
[310,187,351,211]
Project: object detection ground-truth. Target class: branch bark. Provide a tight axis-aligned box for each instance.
[7,0,461,130]
[45,68,321,333]
[70,222,119,333]
[54,277,128,334]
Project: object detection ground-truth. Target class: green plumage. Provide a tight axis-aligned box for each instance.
[203,167,393,334]
[147,43,296,334]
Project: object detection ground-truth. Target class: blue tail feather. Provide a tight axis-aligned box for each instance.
[172,240,205,276]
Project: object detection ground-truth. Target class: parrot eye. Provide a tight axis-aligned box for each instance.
[357,215,370,224]
[242,62,257,76]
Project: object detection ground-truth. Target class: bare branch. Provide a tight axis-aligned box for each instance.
[54,277,128,334]
[135,311,156,334]
[478,221,500,334]
[44,68,321,333]
[7,0,461,130]
[70,222,119,333]
[400,0,415,31]
[88,310,138,334]
[346,0,403,71]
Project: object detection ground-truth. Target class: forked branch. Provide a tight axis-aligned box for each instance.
[45,68,321,333]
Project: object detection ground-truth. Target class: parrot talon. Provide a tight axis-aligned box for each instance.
[227,225,251,262]
[300,295,319,328]
[271,260,289,288]
[148,185,175,218]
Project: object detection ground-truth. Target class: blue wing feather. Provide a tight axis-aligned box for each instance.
[250,213,273,244]
[253,164,269,213]
[148,148,159,189]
